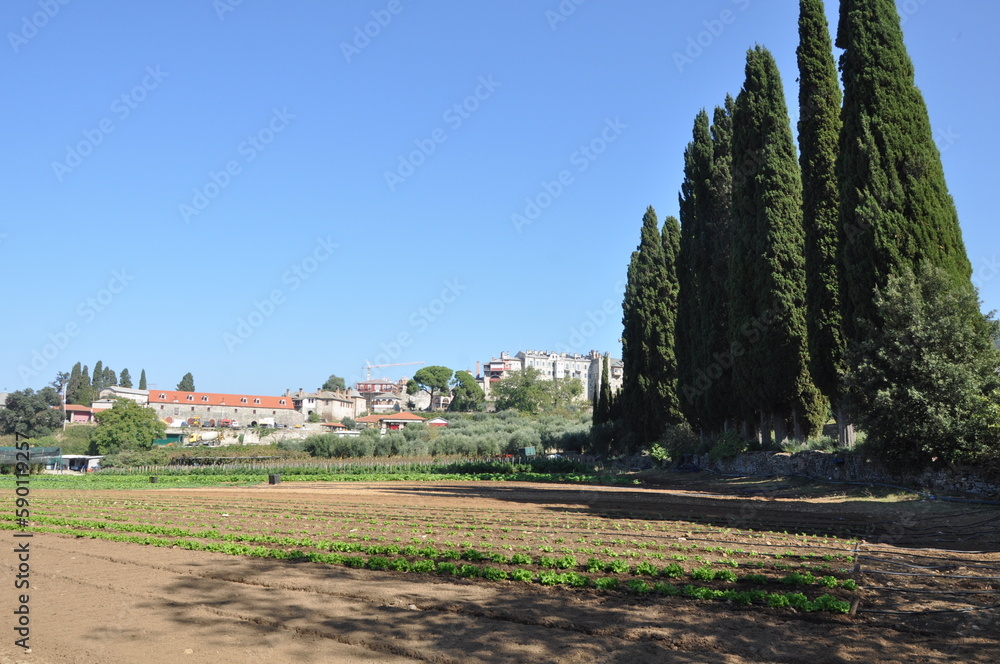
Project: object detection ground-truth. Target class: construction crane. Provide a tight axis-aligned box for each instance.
[362,361,425,381]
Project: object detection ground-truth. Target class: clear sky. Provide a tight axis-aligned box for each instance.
[2,0,997,396]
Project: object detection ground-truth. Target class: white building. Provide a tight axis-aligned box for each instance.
[478,350,623,401]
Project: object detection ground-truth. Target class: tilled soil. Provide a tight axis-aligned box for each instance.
[1,479,998,663]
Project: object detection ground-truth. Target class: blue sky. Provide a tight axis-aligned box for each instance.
[2,0,997,396]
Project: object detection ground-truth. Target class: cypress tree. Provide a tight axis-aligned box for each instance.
[65,362,83,405]
[837,0,972,342]
[92,360,104,393]
[798,0,850,443]
[676,111,713,431]
[138,369,147,391]
[598,353,612,425]
[659,214,684,429]
[702,96,738,432]
[730,46,824,443]
[77,365,94,406]
[621,206,682,448]
[177,372,195,392]
[104,366,117,388]
[119,368,133,389]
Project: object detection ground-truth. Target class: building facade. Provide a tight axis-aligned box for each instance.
[285,388,367,421]
[478,349,623,401]
[147,390,305,427]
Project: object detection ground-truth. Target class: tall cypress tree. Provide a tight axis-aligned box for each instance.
[119,368,133,389]
[798,0,850,443]
[92,360,104,394]
[76,365,94,406]
[138,369,147,391]
[730,46,824,443]
[659,214,684,429]
[837,0,972,343]
[676,111,713,431]
[598,353,612,425]
[65,362,83,405]
[621,206,682,447]
[702,96,738,432]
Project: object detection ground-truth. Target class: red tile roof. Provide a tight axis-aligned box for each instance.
[147,390,294,410]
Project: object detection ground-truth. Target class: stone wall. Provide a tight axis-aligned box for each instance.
[689,450,1000,500]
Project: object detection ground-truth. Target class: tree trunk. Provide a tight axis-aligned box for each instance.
[834,403,857,448]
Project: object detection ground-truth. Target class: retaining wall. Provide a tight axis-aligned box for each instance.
[689,450,1000,500]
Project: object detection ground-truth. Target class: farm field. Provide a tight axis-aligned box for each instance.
[1,476,998,663]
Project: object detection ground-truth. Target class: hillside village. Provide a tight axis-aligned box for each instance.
[1,348,623,447]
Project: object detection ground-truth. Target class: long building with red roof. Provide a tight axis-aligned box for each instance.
[147,390,305,428]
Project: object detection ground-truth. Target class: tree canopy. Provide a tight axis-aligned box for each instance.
[412,366,453,411]
[321,374,347,392]
[176,372,195,392]
[450,370,485,412]
[90,399,166,455]
[0,388,63,438]
[119,368,133,389]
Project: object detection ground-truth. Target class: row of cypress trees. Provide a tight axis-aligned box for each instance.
[615,0,976,452]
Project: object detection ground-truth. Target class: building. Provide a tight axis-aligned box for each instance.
[147,390,305,428]
[477,350,623,401]
[63,405,95,424]
[356,412,426,433]
[285,388,367,421]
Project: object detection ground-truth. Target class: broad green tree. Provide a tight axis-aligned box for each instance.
[119,368,133,389]
[798,0,850,444]
[90,399,166,455]
[836,0,972,343]
[729,46,824,443]
[0,388,63,438]
[321,374,347,392]
[845,264,1000,467]
[412,366,453,411]
[176,372,195,392]
[492,368,549,414]
[450,370,485,412]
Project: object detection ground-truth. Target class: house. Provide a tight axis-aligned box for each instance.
[98,386,149,405]
[285,388,367,421]
[147,390,305,428]
[427,417,449,428]
[320,422,360,437]
[477,350,623,401]
[367,392,402,414]
[63,405,95,424]
[356,412,426,433]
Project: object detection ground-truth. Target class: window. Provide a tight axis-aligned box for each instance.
[201,396,209,402]
[241,397,248,403]
[254,398,260,404]
[159,393,166,399]
[252,410,257,414]
[279,399,286,405]
[186,395,193,401]
[173,408,179,415]
[160,405,164,410]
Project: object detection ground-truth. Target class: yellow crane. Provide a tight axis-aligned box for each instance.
[362,361,425,381]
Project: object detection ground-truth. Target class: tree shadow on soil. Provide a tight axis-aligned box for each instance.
[140,554,998,664]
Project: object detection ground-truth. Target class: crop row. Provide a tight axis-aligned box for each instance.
[0,516,854,591]
[0,521,852,614]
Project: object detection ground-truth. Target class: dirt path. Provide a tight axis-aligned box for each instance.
[1,481,997,663]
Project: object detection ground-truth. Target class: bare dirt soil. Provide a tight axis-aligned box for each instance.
[2,477,998,663]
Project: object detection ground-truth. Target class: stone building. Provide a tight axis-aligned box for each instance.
[148,390,305,427]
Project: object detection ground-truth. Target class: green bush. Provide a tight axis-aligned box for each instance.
[708,430,750,462]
